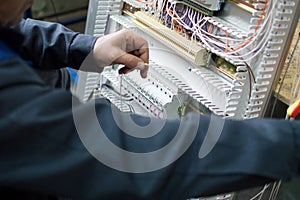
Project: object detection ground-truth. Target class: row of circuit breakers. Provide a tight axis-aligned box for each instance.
[76,0,300,121]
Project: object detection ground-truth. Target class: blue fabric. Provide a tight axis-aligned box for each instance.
[12,19,97,70]
[0,40,18,61]
[67,67,78,84]
[24,9,32,19]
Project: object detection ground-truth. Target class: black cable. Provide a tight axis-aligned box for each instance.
[270,32,300,118]
[49,0,59,22]
[245,62,256,102]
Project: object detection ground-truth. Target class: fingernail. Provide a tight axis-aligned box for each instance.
[141,70,148,78]
[136,62,145,70]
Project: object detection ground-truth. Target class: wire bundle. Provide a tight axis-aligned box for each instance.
[142,0,276,64]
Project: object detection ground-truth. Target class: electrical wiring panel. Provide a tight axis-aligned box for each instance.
[77,0,300,120]
[75,0,300,199]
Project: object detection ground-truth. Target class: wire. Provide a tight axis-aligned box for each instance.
[195,0,276,62]
[245,62,256,101]
[249,183,270,200]
[50,0,59,22]
[229,0,269,53]
[137,0,155,6]
[102,83,133,100]
[196,9,274,61]
[268,181,281,200]
[149,0,276,63]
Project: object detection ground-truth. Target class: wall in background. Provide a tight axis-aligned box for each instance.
[31,0,89,33]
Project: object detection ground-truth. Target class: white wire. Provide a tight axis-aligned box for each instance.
[229,0,276,57]
[151,0,159,14]
[165,2,198,31]
[249,184,270,200]
[199,26,245,42]
[159,0,167,20]
[201,16,272,51]
[193,0,276,61]
[268,181,282,200]
[268,182,277,200]
[153,0,278,64]
[225,0,276,52]
[195,10,274,62]
[272,181,282,200]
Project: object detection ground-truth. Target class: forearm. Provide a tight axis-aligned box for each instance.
[91,112,299,199]
[12,19,97,70]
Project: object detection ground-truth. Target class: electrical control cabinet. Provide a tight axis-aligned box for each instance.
[77,0,300,120]
[75,0,300,199]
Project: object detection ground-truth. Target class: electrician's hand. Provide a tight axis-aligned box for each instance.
[93,29,149,78]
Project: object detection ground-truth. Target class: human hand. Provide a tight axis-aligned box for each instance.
[93,29,149,78]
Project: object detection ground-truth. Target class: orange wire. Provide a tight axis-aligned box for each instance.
[136,0,154,5]
[166,8,184,23]
[208,23,213,33]
[166,8,185,32]
[224,29,229,53]
[228,0,268,53]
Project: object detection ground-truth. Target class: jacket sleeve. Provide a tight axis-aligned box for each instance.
[0,55,300,199]
[12,19,97,70]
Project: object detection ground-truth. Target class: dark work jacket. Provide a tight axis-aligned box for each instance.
[0,19,300,200]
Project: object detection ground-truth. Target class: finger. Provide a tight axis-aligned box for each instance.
[124,30,149,63]
[114,53,144,70]
[130,47,149,65]
[138,47,149,64]
[118,66,133,75]
[114,53,148,78]
[119,64,148,79]
[140,62,149,79]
